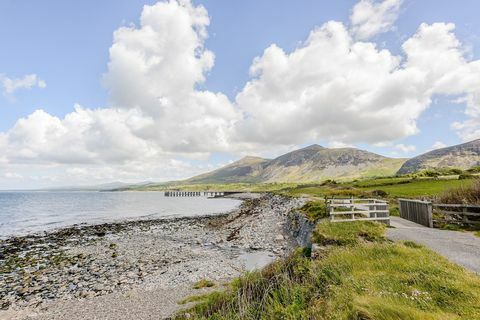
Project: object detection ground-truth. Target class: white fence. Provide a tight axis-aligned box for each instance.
[327,197,390,224]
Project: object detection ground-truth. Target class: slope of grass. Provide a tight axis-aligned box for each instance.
[312,220,386,246]
[298,201,328,222]
[174,222,480,320]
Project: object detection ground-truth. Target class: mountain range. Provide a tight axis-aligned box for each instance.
[55,139,480,190]
[186,139,480,184]
[187,144,406,183]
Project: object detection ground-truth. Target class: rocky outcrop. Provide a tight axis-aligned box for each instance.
[287,209,316,247]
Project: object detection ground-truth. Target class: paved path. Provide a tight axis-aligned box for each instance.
[387,216,480,274]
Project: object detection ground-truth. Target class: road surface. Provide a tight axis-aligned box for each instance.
[387,216,480,274]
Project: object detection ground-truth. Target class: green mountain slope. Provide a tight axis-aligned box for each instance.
[187,145,406,183]
[187,156,270,183]
[397,139,480,174]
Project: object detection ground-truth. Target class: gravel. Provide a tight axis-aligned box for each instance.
[0,194,306,320]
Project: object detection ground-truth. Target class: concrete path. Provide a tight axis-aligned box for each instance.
[387,216,480,274]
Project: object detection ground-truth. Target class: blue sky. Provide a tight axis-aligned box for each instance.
[1,0,480,188]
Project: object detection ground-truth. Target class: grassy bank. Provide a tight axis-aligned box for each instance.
[174,221,480,319]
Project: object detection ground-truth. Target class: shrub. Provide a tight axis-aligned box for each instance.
[389,205,400,216]
[322,179,337,185]
[438,180,480,204]
[417,167,464,177]
[459,173,475,180]
[467,166,480,173]
[371,189,388,197]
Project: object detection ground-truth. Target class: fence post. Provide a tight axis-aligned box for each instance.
[427,202,433,228]
[462,207,468,225]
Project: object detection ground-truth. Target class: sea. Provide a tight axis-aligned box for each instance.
[0,191,241,238]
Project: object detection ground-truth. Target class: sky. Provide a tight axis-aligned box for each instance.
[1,0,480,189]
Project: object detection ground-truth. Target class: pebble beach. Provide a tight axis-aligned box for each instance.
[0,194,306,320]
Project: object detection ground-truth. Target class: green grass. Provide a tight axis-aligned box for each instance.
[299,201,328,222]
[360,179,474,198]
[282,178,474,199]
[175,222,480,319]
[276,177,475,200]
[312,220,386,246]
[193,279,216,289]
[313,242,480,319]
[352,176,412,188]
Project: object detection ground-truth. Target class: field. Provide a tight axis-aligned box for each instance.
[277,177,474,200]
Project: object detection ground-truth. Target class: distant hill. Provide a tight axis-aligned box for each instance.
[397,139,480,175]
[43,181,154,192]
[187,144,406,183]
[187,156,270,183]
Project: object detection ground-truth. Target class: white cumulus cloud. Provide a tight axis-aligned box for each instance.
[350,0,403,40]
[1,73,46,97]
[432,141,447,150]
[1,0,480,187]
[234,21,480,150]
[394,143,416,153]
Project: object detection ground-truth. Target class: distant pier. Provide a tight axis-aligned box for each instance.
[164,191,229,198]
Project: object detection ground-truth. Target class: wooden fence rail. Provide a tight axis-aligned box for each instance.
[398,199,480,227]
[432,203,480,226]
[398,199,433,228]
[327,197,390,224]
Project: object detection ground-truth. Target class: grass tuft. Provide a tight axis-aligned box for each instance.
[193,279,215,289]
[299,200,327,222]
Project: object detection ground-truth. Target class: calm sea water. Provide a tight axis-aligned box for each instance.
[0,191,241,238]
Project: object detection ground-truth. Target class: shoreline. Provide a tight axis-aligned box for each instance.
[0,193,306,320]
[0,191,244,240]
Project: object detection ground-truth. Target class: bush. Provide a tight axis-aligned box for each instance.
[371,189,388,197]
[389,206,400,216]
[459,173,475,180]
[467,166,480,173]
[320,179,337,186]
[417,167,464,177]
[438,180,480,204]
